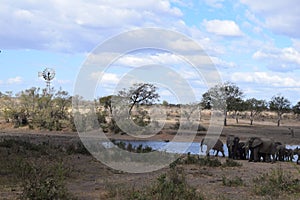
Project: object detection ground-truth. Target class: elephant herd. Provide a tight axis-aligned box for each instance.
[200,136,300,164]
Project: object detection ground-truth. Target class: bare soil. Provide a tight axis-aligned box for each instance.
[0,116,300,199]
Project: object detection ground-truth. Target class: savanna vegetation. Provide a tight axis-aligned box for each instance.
[1,82,300,199]
[0,82,299,134]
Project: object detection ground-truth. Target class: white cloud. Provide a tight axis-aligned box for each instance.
[116,52,183,67]
[211,57,237,68]
[55,79,71,84]
[231,72,300,87]
[0,0,184,52]
[253,47,300,71]
[90,72,120,84]
[203,19,244,37]
[292,39,300,52]
[241,0,300,38]
[204,0,224,8]
[7,76,22,84]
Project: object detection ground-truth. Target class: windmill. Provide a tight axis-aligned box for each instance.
[38,68,55,93]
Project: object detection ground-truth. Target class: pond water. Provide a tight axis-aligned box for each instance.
[104,140,300,163]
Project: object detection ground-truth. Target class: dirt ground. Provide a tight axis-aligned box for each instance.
[0,116,300,200]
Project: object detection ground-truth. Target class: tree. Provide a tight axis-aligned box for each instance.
[245,98,267,125]
[118,83,160,115]
[53,89,72,120]
[99,95,113,114]
[201,82,243,126]
[0,91,19,123]
[230,98,247,124]
[292,101,300,118]
[17,87,40,122]
[269,95,291,126]
[162,100,169,106]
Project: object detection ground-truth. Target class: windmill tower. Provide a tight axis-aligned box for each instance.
[38,68,55,93]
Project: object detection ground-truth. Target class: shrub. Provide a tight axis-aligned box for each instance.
[20,161,76,200]
[222,159,242,167]
[184,152,199,164]
[66,141,90,155]
[148,167,204,200]
[104,167,204,200]
[197,124,207,131]
[199,157,222,167]
[222,176,244,187]
[253,168,300,198]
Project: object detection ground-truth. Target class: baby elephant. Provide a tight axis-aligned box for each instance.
[200,138,225,157]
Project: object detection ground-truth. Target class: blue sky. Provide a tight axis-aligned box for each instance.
[0,0,300,105]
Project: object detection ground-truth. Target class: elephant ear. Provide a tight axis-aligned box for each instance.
[252,138,263,148]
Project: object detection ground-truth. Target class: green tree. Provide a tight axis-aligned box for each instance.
[269,95,291,126]
[118,83,160,115]
[292,101,300,118]
[162,100,169,106]
[231,98,247,124]
[245,98,267,125]
[0,91,19,124]
[17,87,40,123]
[53,88,72,120]
[99,95,113,114]
[201,82,243,126]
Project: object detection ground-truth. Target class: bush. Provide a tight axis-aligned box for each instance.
[20,161,76,200]
[143,167,203,200]
[107,118,122,134]
[150,172,203,200]
[199,157,222,167]
[184,152,199,164]
[197,124,207,131]
[222,159,242,167]
[66,141,90,155]
[222,176,244,187]
[104,167,204,200]
[253,168,300,198]
[0,139,47,154]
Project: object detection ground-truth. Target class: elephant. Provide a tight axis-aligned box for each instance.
[200,138,225,157]
[237,141,247,160]
[284,148,294,162]
[226,135,240,159]
[294,147,300,164]
[246,137,277,163]
[275,143,285,161]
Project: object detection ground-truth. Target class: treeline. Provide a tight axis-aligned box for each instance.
[0,82,299,132]
[199,82,300,126]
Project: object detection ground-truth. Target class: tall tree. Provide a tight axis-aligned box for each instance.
[269,95,291,126]
[245,98,267,125]
[118,83,160,115]
[201,82,243,126]
[292,101,300,118]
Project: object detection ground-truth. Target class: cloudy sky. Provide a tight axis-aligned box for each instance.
[0,0,300,104]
